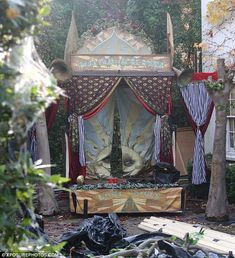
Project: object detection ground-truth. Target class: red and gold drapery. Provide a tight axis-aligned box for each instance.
[62,76,121,115]
[61,75,173,116]
[60,75,174,181]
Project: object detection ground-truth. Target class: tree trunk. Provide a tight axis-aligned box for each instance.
[36,113,59,215]
[206,108,229,220]
[206,59,229,221]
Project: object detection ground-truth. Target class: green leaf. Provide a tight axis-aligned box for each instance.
[50,174,69,185]
[39,6,51,17]
[42,241,66,253]
[21,218,31,227]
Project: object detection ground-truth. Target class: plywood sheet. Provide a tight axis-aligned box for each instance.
[138,217,235,254]
[175,127,195,175]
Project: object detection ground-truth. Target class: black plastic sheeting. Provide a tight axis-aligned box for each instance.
[153,162,180,184]
[59,213,127,255]
[158,240,193,258]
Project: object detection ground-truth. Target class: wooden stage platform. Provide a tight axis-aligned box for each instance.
[70,186,185,214]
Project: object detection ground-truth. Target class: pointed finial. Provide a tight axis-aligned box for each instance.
[64,10,79,65]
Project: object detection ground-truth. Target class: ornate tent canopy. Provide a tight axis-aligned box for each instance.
[59,12,175,181]
[61,13,175,116]
[63,12,174,77]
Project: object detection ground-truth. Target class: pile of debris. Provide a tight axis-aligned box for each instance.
[19,205,234,258]
[58,214,234,258]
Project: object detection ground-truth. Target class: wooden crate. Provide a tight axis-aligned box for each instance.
[70,187,184,214]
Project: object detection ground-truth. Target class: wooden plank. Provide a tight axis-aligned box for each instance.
[146,217,235,247]
[138,222,234,254]
[138,222,235,254]
[138,218,235,254]
[142,219,235,251]
[148,217,235,245]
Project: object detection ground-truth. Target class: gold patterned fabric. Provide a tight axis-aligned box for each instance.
[61,76,120,115]
[126,76,172,115]
[160,115,173,162]
[61,76,173,116]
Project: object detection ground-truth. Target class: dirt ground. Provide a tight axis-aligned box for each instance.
[43,190,235,242]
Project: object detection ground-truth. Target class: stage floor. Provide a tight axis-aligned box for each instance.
[70,186,185,214]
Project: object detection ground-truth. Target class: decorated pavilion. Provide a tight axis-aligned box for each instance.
[57,13,176,185]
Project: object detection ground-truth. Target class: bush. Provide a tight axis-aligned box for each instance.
[187,155,235,204]
[226,163,235,204]
[48,101,66,175]
[186,154,211,200]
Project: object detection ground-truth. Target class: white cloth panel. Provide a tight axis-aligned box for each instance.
[180,81,212,184]
[83,97,115,179]
[78,116,86,167]
[65,132,69,178]
[154,115,161,163]
[172,131,176,166]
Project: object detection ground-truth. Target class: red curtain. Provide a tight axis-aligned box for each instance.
[68,137,79,183]
[83,96,111,120]
[45,99,60,132]
[183,100,214,137]
[192,72,218,81]
[134,93,156,115]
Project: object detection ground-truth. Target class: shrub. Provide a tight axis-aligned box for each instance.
[226,163,235,204]
[187,155,235,204]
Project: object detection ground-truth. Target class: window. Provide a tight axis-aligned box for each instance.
[226,88,235,160]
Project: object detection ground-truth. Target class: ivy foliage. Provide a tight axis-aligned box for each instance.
[0,0,67,253]
[37,0,73,66]
[37,0,201,69]
[126,0,201,69]
[206,80,225,91]
[48,101,67,175]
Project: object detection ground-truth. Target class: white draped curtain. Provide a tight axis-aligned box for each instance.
[78,116,86,167]
[154,115,161,163]
[180,81,213,185]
